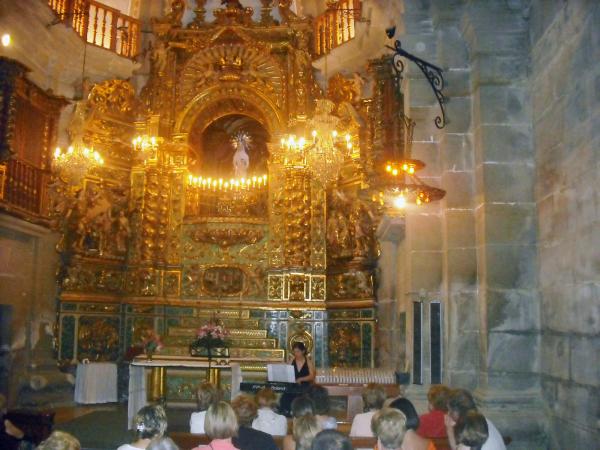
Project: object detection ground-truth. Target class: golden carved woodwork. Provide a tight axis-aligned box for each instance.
[190,227,265,247]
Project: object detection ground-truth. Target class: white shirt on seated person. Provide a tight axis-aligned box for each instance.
[350,410,376,436]
[482,418,506,450]
[189,410,207,434]
[252,407,288,436]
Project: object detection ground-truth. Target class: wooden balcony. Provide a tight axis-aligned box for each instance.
[0,159,51,223]
[314,0,361,57]
[47,0,141,59]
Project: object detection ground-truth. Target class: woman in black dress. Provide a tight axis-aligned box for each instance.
[291,342,315,385]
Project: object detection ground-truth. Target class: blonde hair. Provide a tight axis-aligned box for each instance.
[197,382,218,411]
[256,387,278,408]
[231,394,258,426]
[37,431,81,450]
[293,415,321,450]
[362,383,387,410]
[371,408,407,450]
[205,401,239,439]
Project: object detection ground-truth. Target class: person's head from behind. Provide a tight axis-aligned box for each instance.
[292,341,308,359]
[371,407,407,450]
[389,397,420,430]
[37,431,80,450]
[310,429,352,450]
[205,401,238,439]
[454,411,489,450]
[293,414,321,450]
[135,404,168,440]
[292,395,315,418]
[307,385,331,416]
[146,437,180,450]
[362,383,386,411]
[256,387,278,410]
[197,382,218,412]
[447,389,477,422]
[231,394,258,427]
[427,384,451,412]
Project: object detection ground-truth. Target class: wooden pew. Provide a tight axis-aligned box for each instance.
[169,432,377,450]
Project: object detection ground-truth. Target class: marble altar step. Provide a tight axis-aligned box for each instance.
[167,327,268,339]
[178,317,261,329]
[162,335,278,349]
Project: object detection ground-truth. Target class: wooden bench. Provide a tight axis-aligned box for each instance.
[169,432,377,450]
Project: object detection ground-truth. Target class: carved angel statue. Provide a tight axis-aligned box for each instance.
[232,132,251,178]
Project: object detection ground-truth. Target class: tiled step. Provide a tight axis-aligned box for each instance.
[163,335,278,349]
[178,317,261,329]
[160,346,285,361]
[168,327,268,339]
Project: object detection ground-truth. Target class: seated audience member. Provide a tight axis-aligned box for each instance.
[311,429,352,450]
[192,401,239,450]
[119,404,168,450]
[190,382,219,434]
[37,431,80,450]
[0,394,35,450]
[147,437,180,450]
[252,388,288,436]
[291,396,316,418]
[445,389,505,450]
[283,414,321,450]
[454,411,488,450]
[417,385,450,439]
[389,398,435,450]
[371,407,407,450]
[231,394,278,450]
[307,385,337,430]
[350,383,386,436]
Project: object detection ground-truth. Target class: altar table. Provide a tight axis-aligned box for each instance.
[128,356,242,428]
[74,362,118,404]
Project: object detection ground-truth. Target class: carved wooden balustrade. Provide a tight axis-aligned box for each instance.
[1,159,50,216]
[314,0,361,56]
[47,0,141,59]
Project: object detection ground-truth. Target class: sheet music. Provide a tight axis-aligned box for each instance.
[267,363,295,383]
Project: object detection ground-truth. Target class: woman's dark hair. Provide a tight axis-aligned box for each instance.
[307,385,331,415]
[389,397,420,430]
[454,411,489,450]
[447,389,477,420]
[291,395,316,417]
[292,341,307,355]
[311,430,352,450]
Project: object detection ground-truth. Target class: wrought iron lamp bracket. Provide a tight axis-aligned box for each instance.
[386,39,447,129]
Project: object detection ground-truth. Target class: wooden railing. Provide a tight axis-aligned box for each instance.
[314,0,361,56]
[1,159,49,216]
[47,0,140,59]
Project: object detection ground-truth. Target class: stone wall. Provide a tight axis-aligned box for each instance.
[530,1,600,448]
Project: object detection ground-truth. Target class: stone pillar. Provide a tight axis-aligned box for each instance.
[460,1,545,445]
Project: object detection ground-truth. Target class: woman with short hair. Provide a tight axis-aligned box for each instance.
[350,383,386,436]
[306,385,337,430]
[371,407,407,450]
[417,384,451,440]
[119,405,168,450]
[190,382,219,434]
[231,394,277,450]
[37,431,80,450]
[252,388,288,436]
[192,401,239,450]
[311,429,352,450]
[283,414,321,450]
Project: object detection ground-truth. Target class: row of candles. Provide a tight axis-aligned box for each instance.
[279,130,354,151]
[187,174,268,191]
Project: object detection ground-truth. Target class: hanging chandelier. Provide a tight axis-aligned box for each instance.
[53,145,104,184]
[279,99,353,186]
[372,114,445,210]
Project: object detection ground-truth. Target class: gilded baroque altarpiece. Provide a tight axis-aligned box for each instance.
[52,2,405,380]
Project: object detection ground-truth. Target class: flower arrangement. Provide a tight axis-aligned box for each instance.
[141,329,163,360]
[190,322,230,358]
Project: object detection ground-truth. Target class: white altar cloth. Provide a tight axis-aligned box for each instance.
[127,356,242,428]
[74,362,118,404]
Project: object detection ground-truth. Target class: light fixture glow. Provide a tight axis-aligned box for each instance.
[1,34,11,47]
